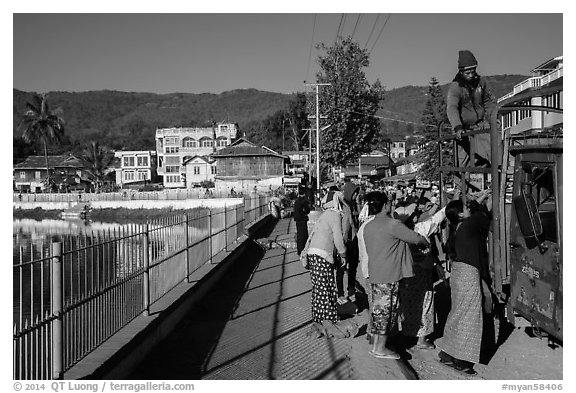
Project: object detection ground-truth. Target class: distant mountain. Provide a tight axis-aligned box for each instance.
[13,74,527,156]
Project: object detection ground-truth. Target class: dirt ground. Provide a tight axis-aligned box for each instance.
[406,315,563,380]
[345,281,563,381]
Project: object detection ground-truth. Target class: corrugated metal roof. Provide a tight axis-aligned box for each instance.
[212,138,284,158]
[13,155,82,169]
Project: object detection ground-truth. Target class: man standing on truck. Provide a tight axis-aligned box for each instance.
[447,50,496,168]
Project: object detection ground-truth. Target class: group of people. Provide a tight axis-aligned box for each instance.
[292,48,497,375]
[297,181,493,374]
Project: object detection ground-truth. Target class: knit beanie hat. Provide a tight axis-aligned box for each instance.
[458,50,478,70]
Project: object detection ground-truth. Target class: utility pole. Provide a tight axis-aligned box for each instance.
[306,82,330,205]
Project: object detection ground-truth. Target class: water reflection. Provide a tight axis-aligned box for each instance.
[13,213,221,328]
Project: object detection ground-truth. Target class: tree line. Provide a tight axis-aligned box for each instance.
[14,37,527,186]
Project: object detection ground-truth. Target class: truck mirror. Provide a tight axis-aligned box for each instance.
[512,191,545,250]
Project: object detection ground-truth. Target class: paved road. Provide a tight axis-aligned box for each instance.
[128,216,412,380]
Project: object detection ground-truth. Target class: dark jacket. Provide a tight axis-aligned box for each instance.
[453,206,492,283]
[447,73,495,131]
[343,182,360,207]
[293,196,311,222]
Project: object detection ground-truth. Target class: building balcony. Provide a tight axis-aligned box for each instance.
[498,67,563,103]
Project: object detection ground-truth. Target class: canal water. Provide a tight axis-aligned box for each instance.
[13,211,219,330]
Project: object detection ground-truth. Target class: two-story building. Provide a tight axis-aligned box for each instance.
[211,138,287,193]
[282,150,312,176]
[182,155,217,188]
[389,138,407,159]
[114,150,157,188]
[155,123,239,188]
[13,155,90,193]
[338,150,393,180]
[498,55,563,134]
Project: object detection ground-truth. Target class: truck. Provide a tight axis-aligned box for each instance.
[438,83,563,342]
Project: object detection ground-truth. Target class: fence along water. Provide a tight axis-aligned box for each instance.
[13,196,269,379]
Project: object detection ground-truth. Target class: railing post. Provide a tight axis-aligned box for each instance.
[51,242,63,380]
[184,213,190,283]
[208,210,213,264]
[224,204,228,252]
[142,224,150,316]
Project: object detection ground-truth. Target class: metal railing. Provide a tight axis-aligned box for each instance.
[13,189,264,203]
[498,67,564,102]
[13,196,270,379]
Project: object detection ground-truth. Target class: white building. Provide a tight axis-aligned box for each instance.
[498,56,563,134]
[155,123,239,188]
[114,150,157,187]
[389,139,406,159]
[182,156,217,188]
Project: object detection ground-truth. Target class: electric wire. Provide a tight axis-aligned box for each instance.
[304,14,317,83]
[364,14,380,50]
[335,14,344,43]
[368,14,392,54]
[351,14,362,40]
[347,109,451,129]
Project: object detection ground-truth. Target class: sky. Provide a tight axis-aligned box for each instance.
[12,11,564,95]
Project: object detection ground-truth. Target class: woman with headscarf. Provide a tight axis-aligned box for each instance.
[304,190,347,324]
[438,190,492,375]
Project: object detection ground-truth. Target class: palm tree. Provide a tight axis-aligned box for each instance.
[81,141,115,193]
[18,94,65,191]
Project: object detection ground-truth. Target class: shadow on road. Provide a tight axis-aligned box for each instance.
[126,220,277,380]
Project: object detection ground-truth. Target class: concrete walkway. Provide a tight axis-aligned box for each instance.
[128,216,414,380]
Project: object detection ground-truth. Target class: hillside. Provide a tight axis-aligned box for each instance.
[13,74,527,158]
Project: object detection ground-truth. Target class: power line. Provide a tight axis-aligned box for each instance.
[335,14,344,43]
[364,14,380,49]
[347,109,451,129]
[351,14,362,40]
[368,14,392,54]
[304,14,317,83]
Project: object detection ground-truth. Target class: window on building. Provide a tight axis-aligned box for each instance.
[138,171,147,180]
[399,152,405,158]
[165,137,179,145]
[20,171,26,179]
[166,165,180,173]
[165,147,179,154]
[201,139,213,148]
[137,156,148,167]
[166,175,181,183]
[544,92,562,110]
[518,100,531,121]
[211,166,217,174]
[193,166,200,175]
[165,156,180,165]
[34,171,41,179]
[182,138,196,148]
[124,171,135,181]
[123,156,135,167]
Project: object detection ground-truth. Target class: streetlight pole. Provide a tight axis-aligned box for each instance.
[306,82,330,205]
